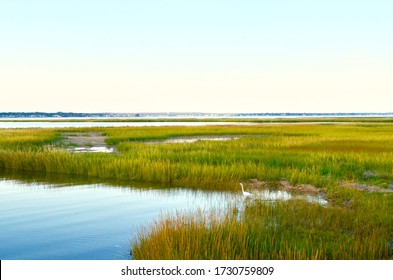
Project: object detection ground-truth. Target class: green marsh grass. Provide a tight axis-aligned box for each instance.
[1,124,393,189]
[1,123,393,259]
[132,193,393,259]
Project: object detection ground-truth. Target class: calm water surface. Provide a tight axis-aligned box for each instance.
[0,177,237,260]
[0,172,326,260]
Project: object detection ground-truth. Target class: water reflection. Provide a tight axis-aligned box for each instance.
[145,136,240,144]
[69,146,115,153]
[251,189,327,205]
[0,170,327,260]
[0,172,233,260]
[252,189,291,201]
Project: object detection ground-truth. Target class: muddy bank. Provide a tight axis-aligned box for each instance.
[245,178,323,194]
[245,178,393,194]
[60,132,115,153]
[342,182,393,193]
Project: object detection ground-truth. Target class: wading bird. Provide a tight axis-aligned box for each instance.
[240,183,252,197]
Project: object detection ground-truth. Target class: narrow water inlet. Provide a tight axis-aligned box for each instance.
[0,178,234,260]
[144,135,240,144]
[0,173,328,260]
[69,146,115,153]
[240,188,328,205]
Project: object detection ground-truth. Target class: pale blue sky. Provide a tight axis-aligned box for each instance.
[1,0,392,113]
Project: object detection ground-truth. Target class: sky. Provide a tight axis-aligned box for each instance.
[1,0,392,113]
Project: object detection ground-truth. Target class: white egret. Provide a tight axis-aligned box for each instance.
[240,183,252,197]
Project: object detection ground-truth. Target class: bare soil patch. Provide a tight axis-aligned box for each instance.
[60,132,115,153]
[277,178,323,194]
[342,182,393,193]
[246,178,323,194]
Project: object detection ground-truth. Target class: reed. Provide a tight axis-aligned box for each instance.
[131,193,393,259]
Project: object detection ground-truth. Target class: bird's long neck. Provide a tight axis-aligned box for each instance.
[241,183,245,193]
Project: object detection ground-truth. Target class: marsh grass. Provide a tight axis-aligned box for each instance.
[1,123,393,260]
[1,123,393,190]
[132,193,393,259]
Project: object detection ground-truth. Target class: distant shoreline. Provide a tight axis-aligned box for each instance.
[1,112,393,120]
[2,117,393,124]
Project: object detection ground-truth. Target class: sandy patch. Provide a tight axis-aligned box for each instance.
[277,179,322,194]
[342,182,393,193]
[60,132,115,153]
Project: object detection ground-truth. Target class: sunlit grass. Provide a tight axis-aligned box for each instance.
[1,123,393,189]
[1,122,393,259]
[132,193,393,260]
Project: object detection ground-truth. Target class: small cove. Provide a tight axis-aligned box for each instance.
[0,172,327,260]
[0,177,231,260]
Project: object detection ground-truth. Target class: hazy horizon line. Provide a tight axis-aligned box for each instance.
[1,111,393,115]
